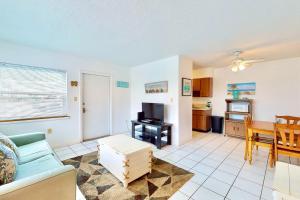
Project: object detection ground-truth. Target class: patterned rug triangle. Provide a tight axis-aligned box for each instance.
[63,152,193,200]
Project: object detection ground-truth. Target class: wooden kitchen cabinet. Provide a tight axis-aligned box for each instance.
[225,120,236,136]
[192,114,199,128]
[235,122,245,137]
[225,120,245,138]
[193,110,212,132]
[192,78,213,97]
[200,78,213,97]
[224,99,252,139]
[192,79,201,97]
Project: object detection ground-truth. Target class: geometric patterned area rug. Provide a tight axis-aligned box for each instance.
[63,152,193,200]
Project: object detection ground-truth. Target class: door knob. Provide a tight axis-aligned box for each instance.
[83,107,86,113]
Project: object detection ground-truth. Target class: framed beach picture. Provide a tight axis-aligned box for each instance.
[145,81,168,93]
[182,78,192,96]
[227,82,256,95]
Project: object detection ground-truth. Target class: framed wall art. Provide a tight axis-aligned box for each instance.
[227,82,256,95]
[145,81,168,93]
[182,78,192,96]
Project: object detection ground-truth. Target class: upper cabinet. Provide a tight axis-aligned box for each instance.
[193,77,213,97]
[192,79,201,97]
[200,77,213,97]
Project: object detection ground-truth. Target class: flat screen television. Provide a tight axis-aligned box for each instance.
[142,103,164,124]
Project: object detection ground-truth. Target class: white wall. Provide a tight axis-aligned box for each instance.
[193,67,214,78]
[178,57,193,144]
[212,57,300,121]
[0,41,130,148]
[130,56,193,146]
[130,56,180,145]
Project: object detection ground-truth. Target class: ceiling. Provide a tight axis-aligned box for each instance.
[0,0,300,67]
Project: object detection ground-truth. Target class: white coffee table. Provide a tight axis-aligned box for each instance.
[97,134,152,187]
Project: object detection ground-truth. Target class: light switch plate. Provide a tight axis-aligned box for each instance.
[47,128,53,134]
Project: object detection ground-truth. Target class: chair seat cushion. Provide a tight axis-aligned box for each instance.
[17,140,54,164]
[16,154,62,180]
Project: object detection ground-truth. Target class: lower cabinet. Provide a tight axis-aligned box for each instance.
[193,110,212,132]
[225,120,245,138]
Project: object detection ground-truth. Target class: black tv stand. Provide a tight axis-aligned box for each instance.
[140,119,153,124]
[131,120,172,149]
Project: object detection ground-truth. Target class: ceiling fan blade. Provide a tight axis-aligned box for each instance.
[242,59,265,64]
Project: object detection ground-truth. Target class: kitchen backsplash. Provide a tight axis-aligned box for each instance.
[193,97,212,105]
[193,97,212,109]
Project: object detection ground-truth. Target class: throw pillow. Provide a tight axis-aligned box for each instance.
[0,144,17,185]
[0,133,19,157]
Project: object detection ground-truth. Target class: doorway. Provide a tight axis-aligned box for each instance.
[82,73,111,140]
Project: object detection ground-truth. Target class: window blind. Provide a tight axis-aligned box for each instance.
[0,62,67,120]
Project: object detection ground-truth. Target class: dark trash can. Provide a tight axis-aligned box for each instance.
[211,116,224,133]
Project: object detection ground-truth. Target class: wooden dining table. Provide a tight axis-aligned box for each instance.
[250,120,274,134]
[249,120,300,135]
[246,120,274,166]
[246,120,300,167]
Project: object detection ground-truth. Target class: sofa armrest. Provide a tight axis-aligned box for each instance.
[0,165,77,200]
[9,132,46,146]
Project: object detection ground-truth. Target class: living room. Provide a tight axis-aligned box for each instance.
[0,1,300,200]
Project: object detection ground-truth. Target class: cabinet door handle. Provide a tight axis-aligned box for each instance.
[233,127,235,131]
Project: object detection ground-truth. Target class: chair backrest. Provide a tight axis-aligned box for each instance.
[274,123,300,151]
[275,115,300,125]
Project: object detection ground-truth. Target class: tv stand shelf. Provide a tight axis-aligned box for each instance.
[131,120,172,149]
[135,128,168,137]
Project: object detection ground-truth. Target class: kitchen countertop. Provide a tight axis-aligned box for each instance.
[192,107,212,111]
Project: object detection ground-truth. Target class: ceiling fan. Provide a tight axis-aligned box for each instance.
[229,51,264,72]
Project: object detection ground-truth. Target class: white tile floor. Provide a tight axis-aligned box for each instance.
[55,132,299,200]
[54,140,98,161]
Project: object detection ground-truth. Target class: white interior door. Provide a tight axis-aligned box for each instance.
[82,73,110,140]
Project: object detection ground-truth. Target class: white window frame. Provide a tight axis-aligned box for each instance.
[0,62,69,122]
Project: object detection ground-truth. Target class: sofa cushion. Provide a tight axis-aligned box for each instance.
[0,133,19,157]
[0,144,17,185]
[16,154,62,180]
[17,140,54,164]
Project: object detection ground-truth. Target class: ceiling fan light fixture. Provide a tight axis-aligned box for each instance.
[238,64,246,71]
[231,65,238,72]
[229,50,264,72]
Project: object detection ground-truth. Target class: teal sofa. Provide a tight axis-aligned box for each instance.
[0,132,77,200]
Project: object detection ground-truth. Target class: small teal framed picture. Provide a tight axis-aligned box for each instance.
[182,78,192,96]
[116,81,129,88]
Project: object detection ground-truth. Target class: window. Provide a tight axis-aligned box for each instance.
[0,62,68,121]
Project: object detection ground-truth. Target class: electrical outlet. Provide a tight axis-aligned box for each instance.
[47,128,53,134]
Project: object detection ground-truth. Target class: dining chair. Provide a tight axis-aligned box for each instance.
[275,115,300,125]
[244,116,252,160]
[274,123,300,163]
[244,116,259,159]
[245,116,274,167]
